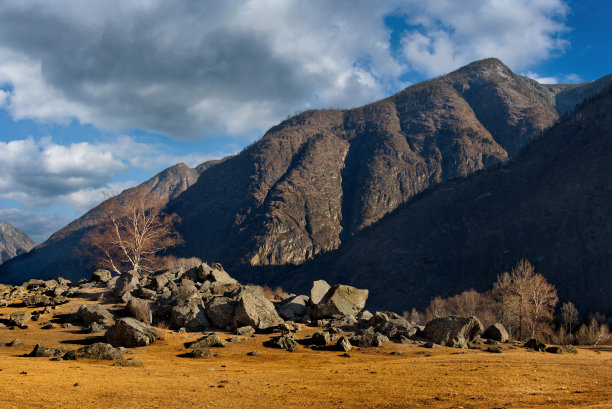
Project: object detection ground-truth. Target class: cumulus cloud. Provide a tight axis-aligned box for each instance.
[0,0,404,139]
[399,0,569,76]
[0,207,69,243]
[0,135,225,213]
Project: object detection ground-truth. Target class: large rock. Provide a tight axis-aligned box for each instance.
[350,327,389,348]
[91,269,112,283]
[269,333,298,350]
[310,280,331,305]
[113,270,141,298]
[126,298,153,324]
[9,311,31,327]
[77,304,113,325]
[187,334,226,349]
[233,286,284,330]
[205,297,236,329]
[29,344,62,357]
[64,343,123,360]
[105,317,160,348]
[170,303,210,331]
[423,316,484,348]
[524,338,547,352]
[376,318,418,339]
[278,295,309,321]
[196,263,238,285]
[482,323,509,343]
[23,293,52,307]
[313,285,368,319]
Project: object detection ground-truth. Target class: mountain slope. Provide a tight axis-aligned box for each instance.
[0,162,216,283]
[280,85,612,315]
[170,58,610,271]
[0,221,36,264]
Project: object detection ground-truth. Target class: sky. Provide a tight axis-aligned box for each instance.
[0,0,610,243]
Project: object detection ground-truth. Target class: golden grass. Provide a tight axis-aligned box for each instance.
[0,291,611,409]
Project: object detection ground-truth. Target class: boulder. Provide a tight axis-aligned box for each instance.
[23,293,52,307]
[546,346,562,354]
[105,317,160,348]
[64,343,123,360]
[76,304,113,325]
[29,344,62,357]
[368,311,403,326]
[196,263,238,285]
[278,295,309,321]
[113,270,141,298]
[233,286,284,330]
[91,269,112,283]
[309,280,331,305]
[423,316,484,348]
[170,303,210,331]
[313,285,368,319]
[205,297,236,329]
[236,326,255,336]
[523,338,547,352]
[376,318,418,339]
[188,347,212,358]
[187,334,226,349]
[337,336,352,352]
[351,327,389,348]
[482,323,509,343]
[270,333,298,350]
[9,311,31,328]
[126,298,153,324]
[311,331,332,346]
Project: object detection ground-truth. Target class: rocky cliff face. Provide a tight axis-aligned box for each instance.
[0,221,36,264]
[281,85,612,315]
[0,162,216,282]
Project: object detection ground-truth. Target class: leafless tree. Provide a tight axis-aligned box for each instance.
[425,296,449,321]
[79,189,182,274]
[560,301,579,334]
[492,259,558,340]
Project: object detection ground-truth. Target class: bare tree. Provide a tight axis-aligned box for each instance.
[80,189,183,274]
[560,301,579,334]
[492,259,558,340]
[425,296,449,321]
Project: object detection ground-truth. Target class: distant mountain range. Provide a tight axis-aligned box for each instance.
[1,58,610,315]
[0,221,36,264]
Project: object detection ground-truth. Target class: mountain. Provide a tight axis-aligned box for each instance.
[1,58,610,287]
[0,221,37,264]
[280,85,612,315]
[0,162,219,283]
[169,58,611,271]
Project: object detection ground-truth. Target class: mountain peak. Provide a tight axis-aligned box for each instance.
[0,221,36,264]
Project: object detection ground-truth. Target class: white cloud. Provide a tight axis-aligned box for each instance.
[0,207,68,243]
[524,71,583,84]
[399,0,569,76]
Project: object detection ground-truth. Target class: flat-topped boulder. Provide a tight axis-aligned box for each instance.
[105,317,160,348]
[313,285,368,319]
[423,316,484,349]
[233,286,283,330]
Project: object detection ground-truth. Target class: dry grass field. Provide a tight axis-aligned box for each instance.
[1,292,611,409]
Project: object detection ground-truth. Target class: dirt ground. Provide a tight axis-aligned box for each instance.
[0,292,611,409]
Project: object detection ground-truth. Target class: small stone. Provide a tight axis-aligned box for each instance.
[247,351,259,356]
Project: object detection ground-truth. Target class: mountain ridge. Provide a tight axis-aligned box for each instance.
[0,221,37,264]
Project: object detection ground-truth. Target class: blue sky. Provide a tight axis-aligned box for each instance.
[0,0,610,243]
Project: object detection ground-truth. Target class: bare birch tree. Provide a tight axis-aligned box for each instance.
[80,189,182,274]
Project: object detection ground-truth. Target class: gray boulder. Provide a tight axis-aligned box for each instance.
[170,303,210,331]
[105,317,160,348]
[482,323,509,343]
[76,304,113,325]
[126,298,153,324]
[270,333,298,350]
[309,280,331,305]
[337,336,352,352]
[376,318,418,339]
[351,327,389,348]
[64,343,123,360]
[196,263,238,285]
[423,316,484,348]
[29,344,62,357]
[205,297,236,329]
[187,334,226,349]
[278,295,309,321]
[9,311,31,327]
[91,269,112,283]
[313,285,368,319]
[311,331,331,346]
[236,326,255,336]
[233,286,284,330]
[113,270,141,298]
